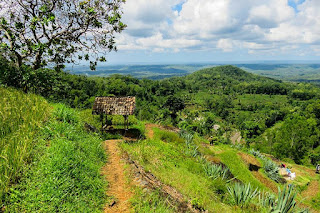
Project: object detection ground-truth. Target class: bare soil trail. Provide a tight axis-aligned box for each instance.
[103,139,133,213]
[145,123,159,139]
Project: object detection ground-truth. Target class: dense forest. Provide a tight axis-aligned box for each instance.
[1,58,320,167]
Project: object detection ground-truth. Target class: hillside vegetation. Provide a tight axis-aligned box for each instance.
[2,64,320,165]
[0,87,50,202]
[121,125,319,212]
[1,63,320,212]
[0,88,107,212]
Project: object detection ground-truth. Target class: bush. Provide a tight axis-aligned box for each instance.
[158,131,184,144]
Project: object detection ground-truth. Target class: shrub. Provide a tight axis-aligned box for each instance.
[259,192,276,210]
[158,131,184,144]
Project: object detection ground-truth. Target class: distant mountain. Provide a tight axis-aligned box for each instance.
[66,63,320,83]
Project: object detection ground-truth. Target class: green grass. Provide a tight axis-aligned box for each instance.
[4,104,107,212]
[215,148,267,191]
[0,87,51,205]
[131,187,176,213]
[121,128,269,212]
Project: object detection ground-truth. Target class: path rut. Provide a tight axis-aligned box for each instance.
[103,139,133,213]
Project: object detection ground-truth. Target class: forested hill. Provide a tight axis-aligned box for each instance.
[1,64,320,166]
[189,65,262,81]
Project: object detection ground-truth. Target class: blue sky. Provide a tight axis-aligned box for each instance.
[106,0,320,65]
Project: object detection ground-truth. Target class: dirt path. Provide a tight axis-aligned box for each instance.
[103,139,133,213]
[145,123,158,139]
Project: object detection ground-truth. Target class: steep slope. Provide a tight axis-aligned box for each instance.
[1,88,107,212]
[0,87,51,206]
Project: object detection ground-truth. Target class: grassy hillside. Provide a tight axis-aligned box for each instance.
[121,125,318,212]
[0,88,107,212]
[0,87,51,203]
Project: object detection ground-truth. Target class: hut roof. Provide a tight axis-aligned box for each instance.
[92,96,136,115]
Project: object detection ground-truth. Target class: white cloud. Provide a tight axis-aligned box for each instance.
[217,39,233,52]
[247,0,294,28]
[115,0,320,55]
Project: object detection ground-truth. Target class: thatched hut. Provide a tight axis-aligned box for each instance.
[92,96,136,129]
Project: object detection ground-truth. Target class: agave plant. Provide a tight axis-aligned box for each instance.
[263,159,281,182]
[183,133,194,146]
[271,185,297,213]
[203,163,231,180]
[259,191,276,209]
[227,183,260,207]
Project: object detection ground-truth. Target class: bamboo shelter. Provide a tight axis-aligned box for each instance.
[92,96,136,130]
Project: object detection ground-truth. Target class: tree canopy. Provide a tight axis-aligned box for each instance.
[0,0,126,70]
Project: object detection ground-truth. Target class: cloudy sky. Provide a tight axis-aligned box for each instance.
[107,0,320,64]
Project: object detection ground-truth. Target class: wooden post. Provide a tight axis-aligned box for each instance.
[124,115,128,130]
[100,114,104,133]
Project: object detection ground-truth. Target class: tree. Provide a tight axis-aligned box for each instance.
[0,0,126,70]
[164,95,185,122]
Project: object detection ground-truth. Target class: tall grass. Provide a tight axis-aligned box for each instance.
[0,87,50,204]
[6,104,106,212]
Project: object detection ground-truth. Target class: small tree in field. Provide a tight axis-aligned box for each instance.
[0,0,126,70]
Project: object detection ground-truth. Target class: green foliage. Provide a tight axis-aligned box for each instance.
[0,87,50,205]
[218,150,266,190]
[131,188,176,213]
[263,160,281,183]
[180,132,200,157]
[121,129,233,211]
[259,192,276,210]
[5,104,106,212]
[272,185,297,213]
[0,0,126,70]
[227,183,259,207]
[2,62,320,166]
[249,149,281,182]
[260,185,300,213]
[157,130,184,144]
[53,103,79,124]
[267,114,318,164]
[203,162,231,180]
